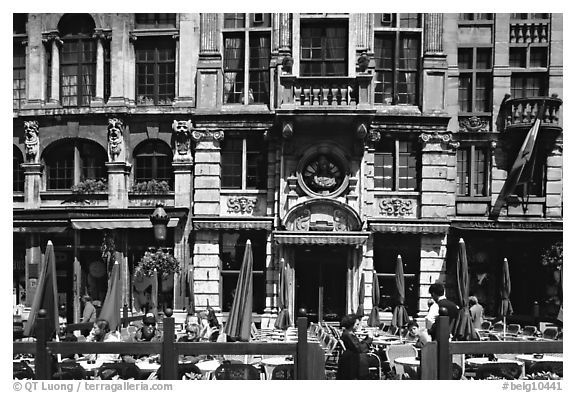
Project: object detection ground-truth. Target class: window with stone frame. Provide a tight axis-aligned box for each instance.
[456,144,490,197]
[222,13,271,105]
[373,139,418,191]
[220,230,266,314]
[135,14,177,29]
[43,140,107,191]
[135,39,176,105]
[458,13,493,21]
[509,13,549,99]
[373,13,421,105]
[133,139,174,189]
[300,21,348,76]
[373,234,420,315]
[58,14,97,107]
[13,146,24,193]
[458,47,493,114]
[220,134,267,190]
[13,42,26,110]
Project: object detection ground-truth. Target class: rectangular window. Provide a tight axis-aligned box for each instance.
[220,231,266,314]
[374,140,417,191]
[221,136,267,190]
[374,28,421,105]
[458,47,492,113]
[511,74,547,99]
[13,43,26,110]
[135,40,175,105]
[514,149,546,198]
[456,145,489,197]
[458,13,493,21]
[300,23,347,76]
[135,14,176,28]
[223,14,271,106]
[61,39,96,107]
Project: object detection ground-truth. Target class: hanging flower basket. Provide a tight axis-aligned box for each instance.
[135,249,180,278]
[540,242,563,268]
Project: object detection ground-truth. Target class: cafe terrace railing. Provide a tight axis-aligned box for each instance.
[502,97,562,131]
[279,75,373,109]
[13,310,325,380]
[419,308,563,380]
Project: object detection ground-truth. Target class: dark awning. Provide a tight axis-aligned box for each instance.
[71,218,181,230]
[369,222,450,234]
[451,219,563,232]
[192,218,273,231]
[273,231,369,245]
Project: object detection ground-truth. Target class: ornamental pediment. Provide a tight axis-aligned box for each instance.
[283,199,362,232]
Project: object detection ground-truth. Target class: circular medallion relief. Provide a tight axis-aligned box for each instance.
[297,150,349,197]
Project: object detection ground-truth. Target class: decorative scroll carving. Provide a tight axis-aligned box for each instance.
[459,116,489,132]
[282,122,294,139]
[227,196,258,215]
[24,120,39,163]
[107,118,125,162]
[379,198,414,217]
[368,129,381,143]
[294,209,311,231]
[172,120,193,161]
[333,210,349,231]
[419,131,459,149]
[191,129,225,142]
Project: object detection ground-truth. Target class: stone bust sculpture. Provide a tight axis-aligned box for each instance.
[107,118,125,162]
[172,120,193,161]
[24,120,40,163]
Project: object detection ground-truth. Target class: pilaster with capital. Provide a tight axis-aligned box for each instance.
[197,14,222,109]
[175,14,199,107]
[192,129,224,215]
[172,120,194,208]
[42,32,62,107]
[92,30,111,106]
[422,13,447,115]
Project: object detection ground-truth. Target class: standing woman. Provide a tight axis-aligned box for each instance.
[80,295,97,336]
[336,314,377,379]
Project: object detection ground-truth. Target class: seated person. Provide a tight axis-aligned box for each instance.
[206,307,221,342]
[123,313,162,363]
[85,319,120,365]
[404,320,430,349]
[177,324,207,364]
[336,314,379,380]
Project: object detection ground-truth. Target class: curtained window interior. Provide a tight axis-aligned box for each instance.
[13,43,26,110]
[374,139,418,191]
[136,39,176,105]
[133,139,174,188]
[221,135,267,190]
[300,23,347,76]
[457,145,489,197]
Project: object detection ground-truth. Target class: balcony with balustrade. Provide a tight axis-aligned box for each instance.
[501,96,562,133]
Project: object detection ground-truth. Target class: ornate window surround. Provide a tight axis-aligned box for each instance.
[295,143,350,198]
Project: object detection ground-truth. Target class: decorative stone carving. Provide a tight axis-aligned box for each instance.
[191,129,225,142]
[379,198,414,217]
[459,116,489,132]
[172,120,193,161]
[227,196,258,215]
[333,210,349,231]
[368,128,381,143]
[356,123,368,139]
[357,52,370,73]
[294,209,311,231]
[282,122,294,139]
[107,118,125,162]
[418,131,459,149]
[24,120,39,163]
[281,56,294,74]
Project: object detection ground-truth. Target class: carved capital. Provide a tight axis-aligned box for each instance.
[172,120,193,161]
[459,116,489,132]
[93,29,111,41]
[107,118,125,163]
[419,131,459,150]
[227,196,258,215]
[379,198,414,217]
[191,129,225,142]
[24,120,40,164]
[42,32,63,46]
[129,33,138,43]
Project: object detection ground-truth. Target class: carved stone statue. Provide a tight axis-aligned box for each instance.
[172,120,193,161]
[107,118,125,162]
[24,120,39,163]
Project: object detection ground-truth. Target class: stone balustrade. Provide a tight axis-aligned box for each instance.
[509,22,548,43]
[279,75,372,109]
[503,97,562,130]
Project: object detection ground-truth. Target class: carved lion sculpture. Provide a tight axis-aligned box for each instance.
[172,120,193,160]
[107,118,125,162]
[24,120,39,163]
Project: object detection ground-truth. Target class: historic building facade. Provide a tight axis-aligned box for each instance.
[13,13,563,324]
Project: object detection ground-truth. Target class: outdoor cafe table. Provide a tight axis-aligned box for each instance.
[465,357,523,367]
[196,359,221,380]
[394,356,420,368]
[515,354,563,363]
[261,357,294,379]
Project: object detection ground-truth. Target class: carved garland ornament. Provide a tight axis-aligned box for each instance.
[172,119,193,161]
[459,116,489,132]
[24,120,40,163]
[379,198,414,217]
[107,118,125,162]
[227,196,258,215]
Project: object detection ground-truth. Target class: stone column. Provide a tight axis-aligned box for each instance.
[23,14,44,109]
[175,14,199,107]
[418,234,448,315]
[263,232,275,317]
[443,13,459,131]
[422,13,447,115]
[22,164,43,209]
[92,31,106,106]
[108,14,128,107]
[45,33,62,107]
[549,14,563,115]
[278,13,291,55]
[493,13,511,129]
[192,129,223,215]
[197,13,222,109]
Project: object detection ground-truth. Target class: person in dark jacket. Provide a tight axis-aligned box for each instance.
[336,314,378,380]
[428,283,459,340]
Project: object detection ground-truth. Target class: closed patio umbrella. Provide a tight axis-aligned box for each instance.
[367,271,381,327]
[24,240,59,338]
[452,238,479,341]
[274,258,291,330]
[99,261,121,332]
[151,269,159,317]
[187,267,195,314]
[500,258,513,334]
[224,239,253,342]
[356,272,365,317]
[391,255,409,329]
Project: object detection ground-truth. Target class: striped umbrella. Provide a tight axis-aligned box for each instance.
[391,255,409,328]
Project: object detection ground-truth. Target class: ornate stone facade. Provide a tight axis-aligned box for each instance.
[24,120,39,163]
[379,198,415,217]
[172,120,193,161]
[191,128,225,142]
[227,196,258,215]
[107,118,125,162]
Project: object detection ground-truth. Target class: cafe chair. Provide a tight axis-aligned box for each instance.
[526,361,563,377]
[97,363,141,380]
[521,326,538,337]
[13,361,35,380]
[53,362,87,380]
[177,363,203,380]
[475,362,522,380]
[366,352,382,380]
[271,364,294,380]
[488,333,502,341]
[214,363,261,380]
[556,331,563,340]
[385,344,418,377]
[491,322,504,333]
[480,321,492,330]
[506,324,521,335]
[541,327,558,340]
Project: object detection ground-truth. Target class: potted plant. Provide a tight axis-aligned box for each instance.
[71,178,108,194]
[131,179,171,194]
[135,249,180,292]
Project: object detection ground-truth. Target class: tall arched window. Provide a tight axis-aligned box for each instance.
[133,140,173,188]
[13,146,24,192]
[58,14,96,107]
[44,139,107,190]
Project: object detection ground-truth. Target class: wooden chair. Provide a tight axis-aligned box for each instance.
[214,363,261,380]
[271,364,294,380]
[526,361,563,377]
[541,327,558,340]
[475,362,522,380]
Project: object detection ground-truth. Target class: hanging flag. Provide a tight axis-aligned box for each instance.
[490,101,546,219]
